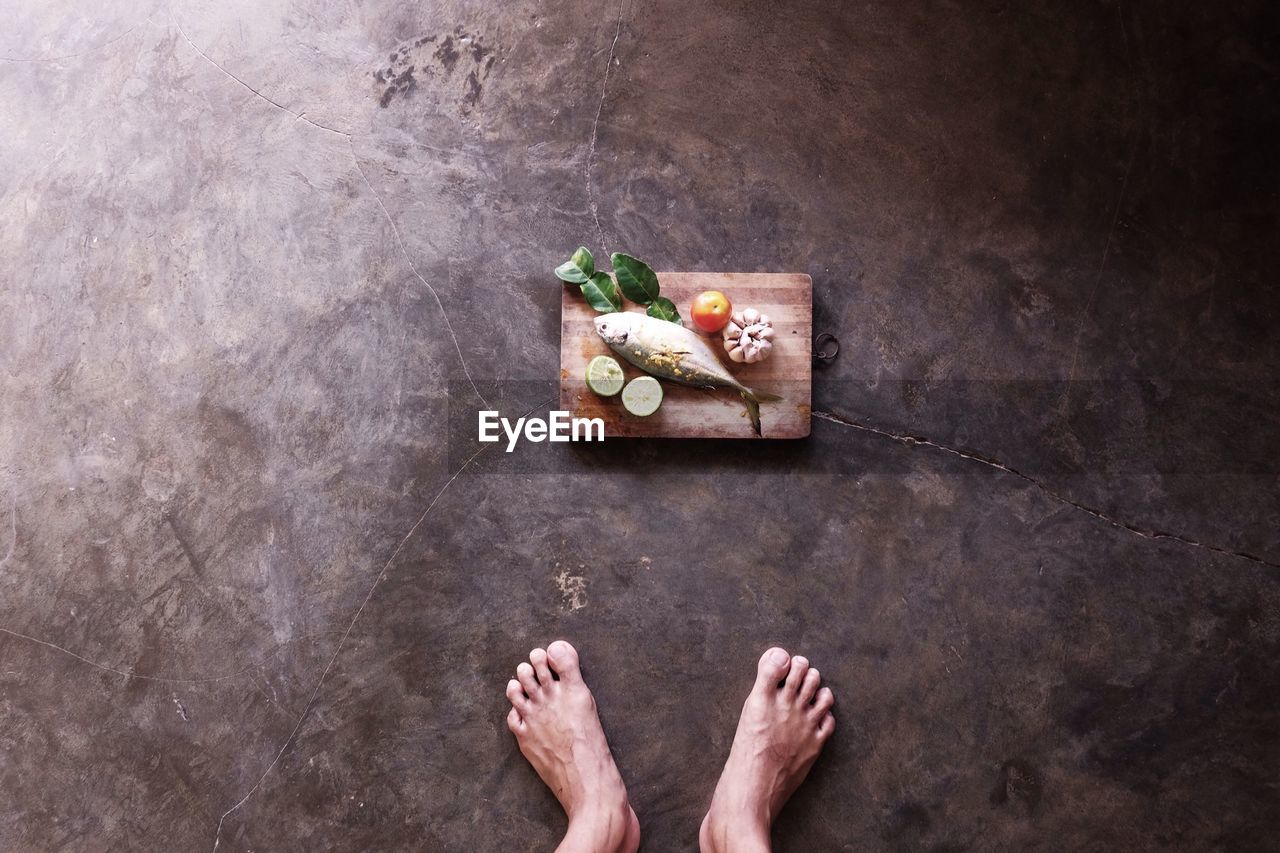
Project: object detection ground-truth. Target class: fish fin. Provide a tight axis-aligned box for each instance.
[740,391,763,436]
[744,387,782,403]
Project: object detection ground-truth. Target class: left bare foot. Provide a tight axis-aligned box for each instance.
[506,641,640,853]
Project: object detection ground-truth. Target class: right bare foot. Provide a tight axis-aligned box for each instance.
[506,640,640,853]
[699,647,835,853]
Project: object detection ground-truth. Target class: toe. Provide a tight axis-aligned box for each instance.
[516,662,539,696]
[799,667,821,703]
[547,640,582,683]
[506,679,529,711]
[506,706,524,734]
[811,686,834,717]
[530,647,554,684]
[754,647,792,690]
[784,655,810,692]
[817,711,835,739]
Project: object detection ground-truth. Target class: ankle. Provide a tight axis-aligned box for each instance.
[562,797,634,852]
[700,803,771,853]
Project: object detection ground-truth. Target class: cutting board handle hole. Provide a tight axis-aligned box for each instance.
[814,333,840,363]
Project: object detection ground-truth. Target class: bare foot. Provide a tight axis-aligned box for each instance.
[506,641,640,853]
[699,647,835,853]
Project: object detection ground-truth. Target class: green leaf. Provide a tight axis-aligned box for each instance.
[555,246,595,284]
[611,253,660,304]
[646,296,681,325]
[580,272,622,313]
[570,246,594,278]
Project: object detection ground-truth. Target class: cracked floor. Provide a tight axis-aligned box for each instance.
[2,0,1278,850]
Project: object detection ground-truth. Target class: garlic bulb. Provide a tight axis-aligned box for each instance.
[722,308,775,364]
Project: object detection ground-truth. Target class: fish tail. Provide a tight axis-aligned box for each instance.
[738,387,780,436]
[744,387,782,403]
[739,392,763,436]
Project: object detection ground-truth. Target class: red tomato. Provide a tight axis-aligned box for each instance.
[690,290,733,332]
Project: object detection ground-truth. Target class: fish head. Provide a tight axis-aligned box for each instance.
[593,313,634,346]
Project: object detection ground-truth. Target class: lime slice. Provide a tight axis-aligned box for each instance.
[621,376,663,416]
[585,355,625,396]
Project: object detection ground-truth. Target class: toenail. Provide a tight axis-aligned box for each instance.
[769,648,789,665]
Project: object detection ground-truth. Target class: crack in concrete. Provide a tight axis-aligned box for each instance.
[173,17,491,409]
[812,410,1280,569]
[208,445,484,849]
[172,17,351,139]
[585,0,627,256]
[1,21,143,63]
[350,142,491,409]
[0,627,310,684]
[208,395,553,850]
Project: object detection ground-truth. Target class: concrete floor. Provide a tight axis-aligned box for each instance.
[2,0,1278,849]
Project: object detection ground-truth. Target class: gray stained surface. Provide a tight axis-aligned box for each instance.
[2,0,1278,850]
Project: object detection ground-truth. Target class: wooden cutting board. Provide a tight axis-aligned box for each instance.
[560,272,812,438]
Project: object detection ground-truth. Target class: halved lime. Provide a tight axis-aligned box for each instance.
[585,355,625,396]
[621,375,663,416]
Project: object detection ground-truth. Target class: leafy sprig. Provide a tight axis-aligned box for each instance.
[555,247,681,324]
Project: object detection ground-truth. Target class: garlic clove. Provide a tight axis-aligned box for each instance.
[758,326,775,341]
[759,313,770,326]
[728,345,747,362]
[731,312,745,327]
[723,322,742,340]
[742,308,760,325]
